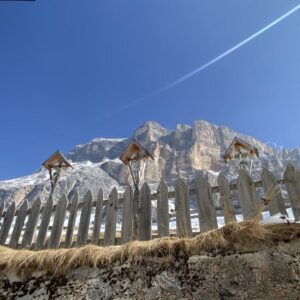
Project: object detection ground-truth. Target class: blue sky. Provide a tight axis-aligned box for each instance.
[0,0,300,180]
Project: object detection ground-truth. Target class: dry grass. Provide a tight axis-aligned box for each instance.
[0,220,299,278]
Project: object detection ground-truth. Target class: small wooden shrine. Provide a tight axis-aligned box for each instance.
[43,150,72,189]
[224,137,259,162]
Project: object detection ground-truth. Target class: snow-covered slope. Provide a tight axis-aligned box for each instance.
[1,120,299,205]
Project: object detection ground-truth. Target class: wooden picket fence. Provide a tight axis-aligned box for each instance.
[0,163,300,250]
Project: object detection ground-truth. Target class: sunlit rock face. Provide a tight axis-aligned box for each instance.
[0,120,299,205]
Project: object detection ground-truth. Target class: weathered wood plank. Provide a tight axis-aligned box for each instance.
[22,198,41,249]
[92,189,103,245]
[195,176,218,232]
[65,192,79,248]
[0,202,16,245]
[139,183,152,241]
[283,163,300,220]
[0,203,4,221]
[9,200,28,248]
[36,195,53,250]
[175,178,192,237]
[49,195,68,249]
[218,173,236,223]
[157,180,169,237]
[261,168,286,216]
[77,191,93,247]
[121,186,133,243]
[132,190,139,240]
[104,187,118,246]
[237,169,261,220]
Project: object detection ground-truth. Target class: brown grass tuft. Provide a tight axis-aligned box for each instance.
[0,220,299,278]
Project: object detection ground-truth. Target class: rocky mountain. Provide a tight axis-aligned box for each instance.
[0,120,299,205]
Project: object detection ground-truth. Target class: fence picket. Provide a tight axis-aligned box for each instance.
[261,168,286,216]
[121,186,133,243]
[36,195,53,250]
[157,180,169,237]
[139,183,152,241]
[9,200,28,248]
[218,173,236,223]
[92,189,103,245]
[283,163,300,220]
[77,191,93,247]
[175,178,192,237]
[0,203,4,221]
[22,198,41,249]
[49,195,68,249]
[104,187,118,246]
[0,202,16,245]
[237,169,260,220]
[65,192,79,248]
[195,176,218,232]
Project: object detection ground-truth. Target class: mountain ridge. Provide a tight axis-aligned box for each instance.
[0,119,299,205]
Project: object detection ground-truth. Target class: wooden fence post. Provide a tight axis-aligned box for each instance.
[9,200,28,248]
[22,198,41,249]
[121,186,133,244]
[65,192,79,248]
[218,173,236,223]
[283,163,300,220]
[36,195,53,250]
[261,168,286,216]
[236,168,260,220]
[77,191,93,247]
[92,189,103,245]
[157,180,169,237]
[49,195,68,249]
[175,178,192,237]
[195,175,218,232]
[104,187,118,246]
[0,202,16,245]
[0,203,4,221]
[132,189,139,240]
[139,183,152,241]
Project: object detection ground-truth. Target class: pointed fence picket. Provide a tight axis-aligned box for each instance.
[9,200,28,248]
[35,195,53,250]
[104,187,118,246]
[157,180,169,237]
[121,186,133,243]
[195,176,217,232]
[49,195,67,249]
[92,189,103,245]
[261,168,286,216]
[65,192,79,248]
[77,191,93,247]
[139,183,152,241]
[237,168,261,220]
[0,202,15,245]
[22,198,41,249]
[0,164,300,250]
[218,173,236,223]
[175,178,192,237]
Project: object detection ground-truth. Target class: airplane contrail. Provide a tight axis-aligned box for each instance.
[103,3,300,118]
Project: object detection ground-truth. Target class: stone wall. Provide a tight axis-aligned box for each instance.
[1,243,300,299]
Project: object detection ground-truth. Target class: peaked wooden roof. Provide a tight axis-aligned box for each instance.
[223,137,259,162]
[120,139,154,165]
[43,150,72,170]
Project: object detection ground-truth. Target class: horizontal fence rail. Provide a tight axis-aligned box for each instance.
[0,163,299,250]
